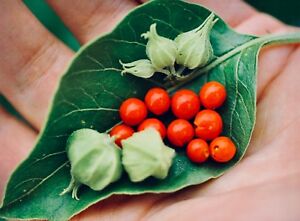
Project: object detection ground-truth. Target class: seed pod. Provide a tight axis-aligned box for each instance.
[141,23,177,70]
[175,13,218,69]
[120,59,156,78]
[122,128,175,182]
[61,129,122,200]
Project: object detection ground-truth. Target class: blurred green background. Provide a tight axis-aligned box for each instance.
[1,0,300,120]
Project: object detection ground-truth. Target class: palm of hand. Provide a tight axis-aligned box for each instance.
[0,1,299,220]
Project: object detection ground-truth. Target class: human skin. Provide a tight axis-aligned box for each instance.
[0,0,300,220]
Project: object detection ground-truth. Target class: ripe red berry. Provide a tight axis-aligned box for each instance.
[110,124,134,147]
[119,98,148,126]
[167,119,194,147]
[194,110,223,141]
[199,81,226,109]
[210,136,236,163]
[171,89,200,120]
[138,118,167,139]
[145,88,170,115]
[186,139,209,163]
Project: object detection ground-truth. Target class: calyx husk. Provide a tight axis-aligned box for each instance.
[61,129,122,200]
[122,128,175,182]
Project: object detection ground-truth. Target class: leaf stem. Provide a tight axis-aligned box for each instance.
[169,65,176,76]
[176,65,186,76]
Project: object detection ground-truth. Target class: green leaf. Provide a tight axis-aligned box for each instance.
[1,0,300,220]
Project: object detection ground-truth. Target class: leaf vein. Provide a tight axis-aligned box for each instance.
[237,91,252,123]
[31,151,67,166]
[104,38,145,47]
[146,14,181,34]
[229,53,242,137]
[59,100,80,110]
[238,79,254,103]
[13,178,43,190]
[51,107,119,126]
[93,83,123,102]
[127,20,138,41]
[85,55,105,69]
[78,87,101,107]
[6,162,68,206]
[234,110,246,136]
[71,68,121,77]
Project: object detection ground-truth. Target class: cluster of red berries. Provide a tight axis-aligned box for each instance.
[110,81,236,164]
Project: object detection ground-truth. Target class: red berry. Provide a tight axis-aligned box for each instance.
[138,118,167,139]
[199,81,226,109]
[119,98,148,126]
[167,119,194,147]
[110,124,134,147]
[171,89,200,120]
[194,110,223,141]
[145,88,170,115]
[210,136,236,163]
[186,139,209,163]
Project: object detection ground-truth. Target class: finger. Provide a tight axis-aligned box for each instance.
[250,45,300,154]
[72,194,159,221]
[0,106,37,199]
[147,174,300,221]
[46,0,138,43]
[235,13,293,35]
[0,1,74,129]
[189,0,256,27]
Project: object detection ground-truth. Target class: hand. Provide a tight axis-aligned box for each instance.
[1,1,299,220]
